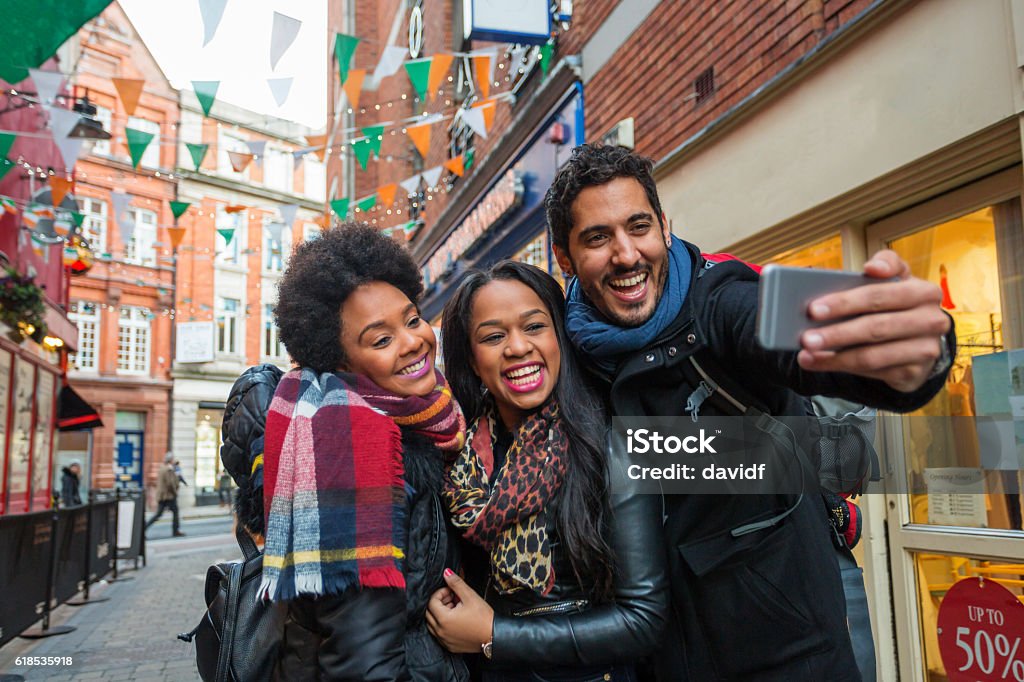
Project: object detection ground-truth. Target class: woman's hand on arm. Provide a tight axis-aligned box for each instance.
[425,569,494,654]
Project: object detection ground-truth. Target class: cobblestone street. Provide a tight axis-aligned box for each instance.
[0,532,236,681]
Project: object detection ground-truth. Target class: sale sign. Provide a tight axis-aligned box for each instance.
[938,578,1024,681]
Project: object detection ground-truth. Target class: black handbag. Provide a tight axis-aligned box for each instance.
[179,525,287,682]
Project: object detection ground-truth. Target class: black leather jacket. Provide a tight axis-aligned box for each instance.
[221,366,468,682]
[485,437,669,670]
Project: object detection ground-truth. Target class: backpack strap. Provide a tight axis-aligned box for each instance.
[215,561,244,682]
[235,523,259,561]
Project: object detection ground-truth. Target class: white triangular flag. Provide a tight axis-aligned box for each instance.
[267,77,293,107]
[461,106,488,139]
[270,12,302,70]
[266,221,285,245]
[30,69,65,105]
[45,106,85,170]
[279,203,299,226]
[368,46,409,90]
[246,140,267,166]
[400,174,422,195]
[421,166,443,189]
[111,191,135,246]
[198,0,228,46]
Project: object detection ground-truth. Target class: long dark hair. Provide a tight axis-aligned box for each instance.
[441,260,615,600]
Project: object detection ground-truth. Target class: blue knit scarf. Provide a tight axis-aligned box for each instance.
[566,235,692,374]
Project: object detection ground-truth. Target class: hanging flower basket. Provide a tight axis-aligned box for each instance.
[0,265,48,343]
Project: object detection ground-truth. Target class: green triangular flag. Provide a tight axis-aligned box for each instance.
[125,127,155,168]
[69,211,85,227]
[404,58,432,100]
[330,198,350,218]
[352,138,373,170]
[0,158,12,183]
[0,132,15,159]
[169,201,191,220]
[334,33,360,85]
[0,0,109,84]
[186,142,209,170]
[361,125,385,158]
[539,42,553,77]
[217,228,236,245]
[356,194,376,213]
[464,148,474,171]
[192,80,220,117]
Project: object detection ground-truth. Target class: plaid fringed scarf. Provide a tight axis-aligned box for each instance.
[444,400,567,595]
[259,367,466,602]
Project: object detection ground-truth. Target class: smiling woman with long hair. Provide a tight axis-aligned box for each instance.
[427,260,668,682]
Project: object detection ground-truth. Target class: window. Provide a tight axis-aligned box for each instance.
[126,116,160,168]
[216,209,244,265]
[68,301,100,372]
[216,297,241,354]
[263,304,284,359]
[117,306,150,375]
[303,156,326,202]
[262,220,289,272]
[264,147,293,193]
[124,207,157,266]
[91,106,112,156]
[218,131,250,180]
[80,197,107,252]
[303,222,321,242]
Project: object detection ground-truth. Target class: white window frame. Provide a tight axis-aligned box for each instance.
[126,115,161,169]
[91,105,112,157]
[117,306,150,375]
[124,207,157,266]
[303,156,326,202]
[262,303,284,360]
[216,297,241,355]
[81,197,107,253]
[68,301,100,372]
[264,146,294,193]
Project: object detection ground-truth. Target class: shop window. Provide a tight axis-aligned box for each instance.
[263,304,284,359]
[194,408,223,494]
[68,301,100,372]
[126,116,161,169]
[768,234,843,269]
[117,307,151,375]
[124,207,157,266]
[216,297,241,355]
[514,234,548,271]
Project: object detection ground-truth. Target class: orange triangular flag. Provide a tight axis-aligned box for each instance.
[112,77,145,116]
[167,226,187,250]
[427,53,454,101]
[315,213,331,228]
[305,134,328,162]
[377,183,397,207]
[343,69,366,109]
[472,55,491,100]
[225,204,247,214]
[443,155,464,177]
[406,122,431,158]
[473,100,497,133]
[227,151,254,173]
[49,176,73,206]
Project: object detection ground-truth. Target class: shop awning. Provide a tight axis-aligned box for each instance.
[57,385,102,431]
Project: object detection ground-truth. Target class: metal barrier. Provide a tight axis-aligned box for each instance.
[0,489,147,646]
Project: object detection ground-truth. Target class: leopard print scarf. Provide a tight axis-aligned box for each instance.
[444,399,567,595]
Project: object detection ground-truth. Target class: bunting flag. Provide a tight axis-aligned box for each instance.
[465,148,475,171]
[199,0,228,46]
[30,68,65,105]
[110,191,132,236]
[400,174,422,195]
[404,58,432,100]
[125,127,155,168]
[49,177,73,206]
[0,159,11,183]
[355,194,376,213]
[227,151,254,173]
[461,106,488,139]
[169,200,191,220]
[305,134,328,162]
[371,46,408,85]
[0,132,16,159]
[443,155,464,177]
[474,99,497,132]
[406,122,431,158]
[45,105,85,170]
[362,125,385,157]
[266,221,285,244]
[279,203,298,226]
[246,140,267,167]
[313,214,331,228]
[342,69,366,108]
[270,12,302,70]
[510,45,530,69]
[473,53,492,99]
[267,77,293,107]
[69,210,85,227]
[112,77,145,116]
[352,138,373,170]
[421,165,443,188]
[192,80,220,117]
[186,142,209,170]
[427,53,454,101]
[334,33,360,85]
[1,197,17,214]
[540,42,554,76]
[377,183,397,207]
[167,226,187,250]
[225,204,247,214]
[217,228,236,245]
[119,212,137,247]
[330,197,349,218]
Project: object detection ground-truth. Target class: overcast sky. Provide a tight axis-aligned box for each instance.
[120,0,327,130]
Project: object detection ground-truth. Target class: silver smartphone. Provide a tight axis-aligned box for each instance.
[756,265,882,351]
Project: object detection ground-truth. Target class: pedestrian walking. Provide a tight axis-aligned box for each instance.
[145,451,185,537]
[60,460,83,507]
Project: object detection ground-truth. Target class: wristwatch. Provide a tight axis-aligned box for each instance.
[481,640,493,659]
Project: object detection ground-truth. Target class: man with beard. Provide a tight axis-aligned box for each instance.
[547,145,953,681]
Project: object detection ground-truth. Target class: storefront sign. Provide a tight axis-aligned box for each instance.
[423,169,524,285]
[463,0,551,45]
[938,577,1024,681]
[175,321,215,363]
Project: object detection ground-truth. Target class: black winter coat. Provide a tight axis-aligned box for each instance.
[600,242,953,682]
[60,467,81,507]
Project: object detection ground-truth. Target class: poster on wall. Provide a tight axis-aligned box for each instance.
[175,322,215,363]
[31,369,55,510]
[7,357,35,511]
[0,348,10,511]
[924,467,988,527]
